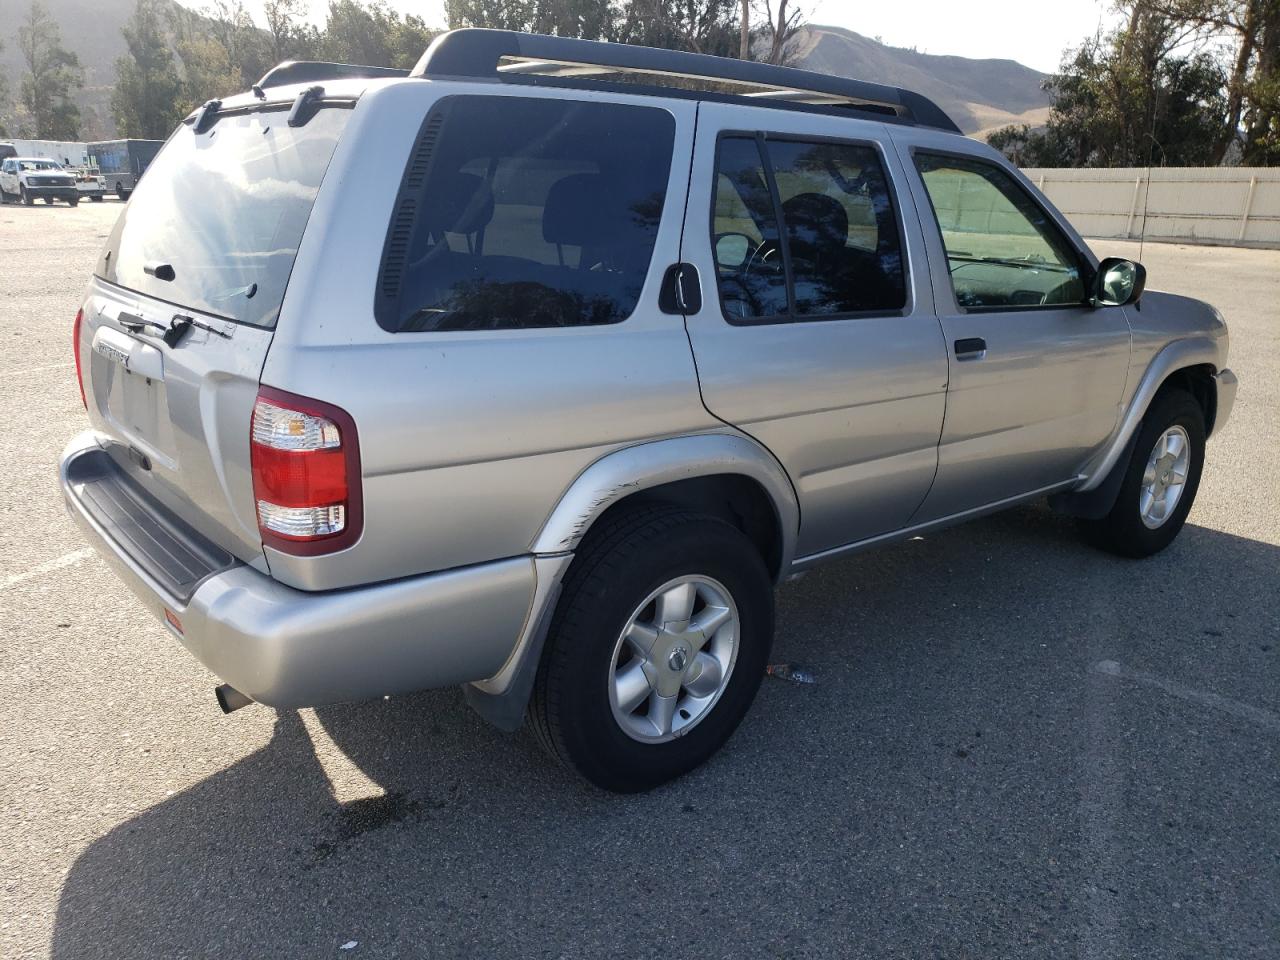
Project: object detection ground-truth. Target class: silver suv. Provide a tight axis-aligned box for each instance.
[61,30,1237,791]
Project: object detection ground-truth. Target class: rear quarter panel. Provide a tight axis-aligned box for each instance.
[263,81,718,591]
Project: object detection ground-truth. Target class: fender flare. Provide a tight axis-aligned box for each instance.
[1077,336,1219,493]
[529,431,801,575]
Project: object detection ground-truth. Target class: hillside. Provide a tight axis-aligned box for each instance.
[792,25,1050,135]
[1,8,1049,139]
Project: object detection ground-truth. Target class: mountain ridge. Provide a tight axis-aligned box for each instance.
[0,7,1049,139]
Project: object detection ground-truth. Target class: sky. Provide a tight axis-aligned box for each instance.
[244,0,1120,75]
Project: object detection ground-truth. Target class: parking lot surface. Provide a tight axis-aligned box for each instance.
[0,200,1277,959]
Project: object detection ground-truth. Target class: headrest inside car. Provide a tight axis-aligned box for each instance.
[543,173,624,248]
[425,172,494,235]
[781,193,849,256]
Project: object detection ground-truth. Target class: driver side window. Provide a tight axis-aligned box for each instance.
[914,152,1086,310]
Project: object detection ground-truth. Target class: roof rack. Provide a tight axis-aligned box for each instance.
[410,29,961,134]
[256,60,409,90]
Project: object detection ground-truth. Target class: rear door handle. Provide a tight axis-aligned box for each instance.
[954,337,987,361]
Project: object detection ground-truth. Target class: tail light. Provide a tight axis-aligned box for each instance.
[73,308,87,408]
[250,387,362,555]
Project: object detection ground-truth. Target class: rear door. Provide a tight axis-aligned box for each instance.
[889,132,1132,521]
[680,102,949,561]
[79,101,352,563]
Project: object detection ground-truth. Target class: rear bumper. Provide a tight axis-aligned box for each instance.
[1213,368,1237,435]
[60,431,538,708]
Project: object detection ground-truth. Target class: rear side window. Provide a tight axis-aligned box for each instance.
[712,135,907,323]
[95,108,350,329]
[378,96,676,332]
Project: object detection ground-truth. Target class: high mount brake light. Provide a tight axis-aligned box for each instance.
[250,387,362,555]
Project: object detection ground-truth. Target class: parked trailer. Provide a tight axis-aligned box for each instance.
[0,139,89,167]
[86,140,163,199]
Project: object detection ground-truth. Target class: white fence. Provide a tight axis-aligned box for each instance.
[1023,167,1280,248]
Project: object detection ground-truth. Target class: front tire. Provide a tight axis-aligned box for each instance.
[68,196,78,207]
[20,186,32,206]
[531,505,774,792]
[1080,388,1205,557]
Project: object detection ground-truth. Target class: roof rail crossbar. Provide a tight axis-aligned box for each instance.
[410,29,961,133]
[256,60,409,89]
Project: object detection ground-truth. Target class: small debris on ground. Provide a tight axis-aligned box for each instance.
[765,663,817,684]
[340,941,358,951]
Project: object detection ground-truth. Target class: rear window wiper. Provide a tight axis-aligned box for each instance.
[166,314,231,347]
[117,311,229,346]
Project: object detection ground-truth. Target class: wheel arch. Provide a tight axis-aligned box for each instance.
[530,433,800,582]
[1077,337,1220,493]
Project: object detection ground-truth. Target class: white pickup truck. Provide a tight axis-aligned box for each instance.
[0,157,80,206]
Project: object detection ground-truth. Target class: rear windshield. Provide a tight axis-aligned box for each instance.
[95,107,349,329]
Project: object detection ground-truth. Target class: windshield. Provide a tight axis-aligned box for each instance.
[19,160,61,171]
[95,106,350,329]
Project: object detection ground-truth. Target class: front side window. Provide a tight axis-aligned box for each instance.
[380,96,676,332]
[914,152,1086,310]
[711,135,907,323]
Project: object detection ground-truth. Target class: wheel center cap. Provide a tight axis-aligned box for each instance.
[667,645,689,672]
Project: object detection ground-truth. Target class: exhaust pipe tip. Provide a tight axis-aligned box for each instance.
[215,683,254,714]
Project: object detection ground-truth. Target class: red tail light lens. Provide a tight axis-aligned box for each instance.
[251,387,362,555]
[73,308,87,409]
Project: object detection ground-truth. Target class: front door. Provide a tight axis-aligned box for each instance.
[680,102,950,561]
[890,134,1133,522]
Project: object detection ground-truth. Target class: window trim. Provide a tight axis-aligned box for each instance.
[710,129,912,327]
[909,146,1095,316]
[374,93,678,335]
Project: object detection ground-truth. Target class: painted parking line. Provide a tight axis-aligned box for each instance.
[0,548,94,592]
[5,362,72,376]
[1093,659,1280,733]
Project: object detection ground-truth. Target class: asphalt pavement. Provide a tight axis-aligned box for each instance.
[0,200,1277,959]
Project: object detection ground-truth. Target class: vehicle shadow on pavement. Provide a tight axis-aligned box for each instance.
[49,507,1280,959]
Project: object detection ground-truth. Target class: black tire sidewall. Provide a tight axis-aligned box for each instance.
[1104,390,1206,556]
[541,512,773,792]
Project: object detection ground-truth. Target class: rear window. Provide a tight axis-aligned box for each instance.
[377,95,676,332]
[95,107,349,329]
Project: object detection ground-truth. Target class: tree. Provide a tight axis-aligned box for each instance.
[616,0,741,56]
[444,0,615,38]
[321,0,439,69]
[756,0,803,65]
[201,1,271,86]
[263,0,321,64]
[17,0,84,139]
[986,10,1231,167]
[112,0,184,139]
[0,40,10,137]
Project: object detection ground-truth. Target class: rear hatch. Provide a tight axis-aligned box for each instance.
[80,100,351,563]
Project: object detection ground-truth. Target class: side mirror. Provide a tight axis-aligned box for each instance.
[1091,257,1146,307]
[714,232,753,270]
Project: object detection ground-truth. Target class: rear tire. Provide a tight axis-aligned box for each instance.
[68,196,78,207]
[1080,388,1205,558]
[531,504,774,792]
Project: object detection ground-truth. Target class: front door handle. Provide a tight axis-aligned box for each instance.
[954,337,987,361]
